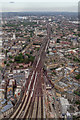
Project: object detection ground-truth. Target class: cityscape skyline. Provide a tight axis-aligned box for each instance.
[0,1,80,119]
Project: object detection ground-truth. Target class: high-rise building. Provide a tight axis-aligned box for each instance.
[13,33,16,40]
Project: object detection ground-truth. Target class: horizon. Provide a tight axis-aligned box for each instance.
[1,11,78,13]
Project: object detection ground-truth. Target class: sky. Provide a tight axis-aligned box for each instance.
[0,0,79,12]
[0,0,79,2]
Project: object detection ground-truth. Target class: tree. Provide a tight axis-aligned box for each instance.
[6,64,10,67]
[9,55,13,59]
[75,74,80,80]
[9,60,13,63]
[4,61,7,64]
[5,50,9,57]
[14,53,24,63]
[30,51,33,54]
[57,39,60,43]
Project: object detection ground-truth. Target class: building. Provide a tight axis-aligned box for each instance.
[59,97,70,115]
[0,89,5,99]
[13,33,16,40]
[0,101,13,119]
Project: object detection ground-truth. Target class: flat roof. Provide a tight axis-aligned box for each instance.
[1,101,13,113]
[60,97,69,106]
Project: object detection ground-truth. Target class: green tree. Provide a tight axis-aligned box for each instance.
[4,61,7,64]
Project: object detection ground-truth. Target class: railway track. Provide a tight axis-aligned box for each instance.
[10,44,46,119]
[24,69,44,119]
[9,23,51,119]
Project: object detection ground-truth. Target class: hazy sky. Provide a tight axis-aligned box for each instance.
[0,0,79,12]
[0,0,79,2]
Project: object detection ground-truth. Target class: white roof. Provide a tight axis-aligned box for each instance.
[60,97,69,106]
[56,67,63,71]
[0,89,5,92]
[66,67,72,71]
[67,111,71,116]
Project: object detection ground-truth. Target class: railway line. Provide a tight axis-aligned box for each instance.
[9,23,51,119]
